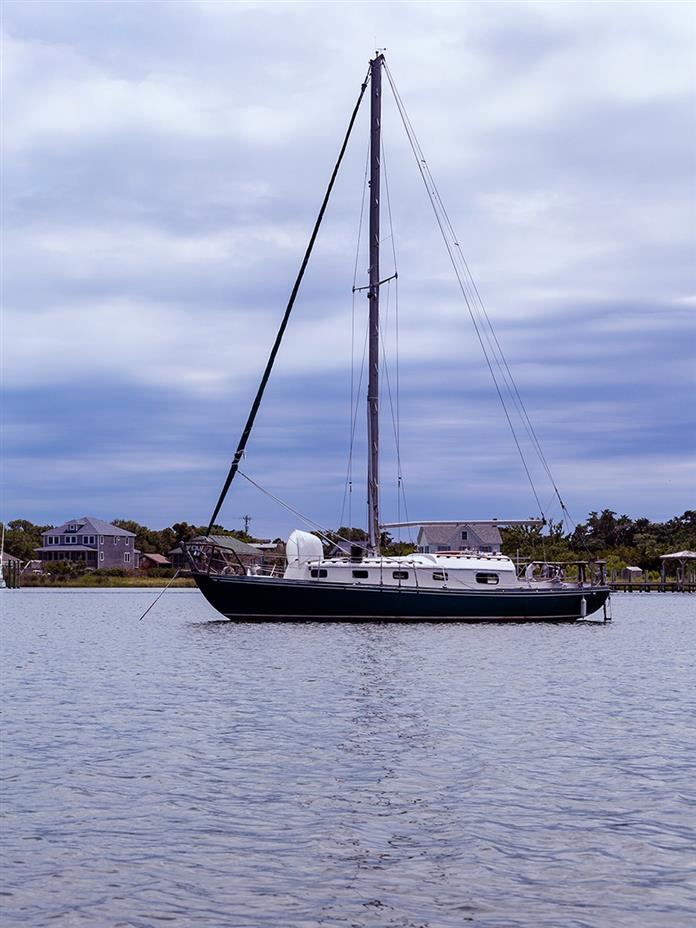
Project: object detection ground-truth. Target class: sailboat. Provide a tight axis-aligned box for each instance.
[185,54,610,622]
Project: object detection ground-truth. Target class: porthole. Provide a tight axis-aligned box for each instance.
[475,572,499,585]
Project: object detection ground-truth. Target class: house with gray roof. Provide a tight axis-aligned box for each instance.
[416,522,502,554]
[36,517,138,570]
[168,535,262,571]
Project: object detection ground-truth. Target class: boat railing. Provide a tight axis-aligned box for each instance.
[181,539,278,577]
[516,558,608,589]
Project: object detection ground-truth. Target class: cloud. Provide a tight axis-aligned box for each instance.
[2,0,695,530]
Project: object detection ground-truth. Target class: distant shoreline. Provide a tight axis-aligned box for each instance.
[20,577,197,589]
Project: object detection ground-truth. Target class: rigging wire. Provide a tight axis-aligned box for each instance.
[383,60,548,520]
[239,471,370,553]
[340,134,372,532]
[339,313,370,530]
[380,136,414,542]
[205,66,371,535]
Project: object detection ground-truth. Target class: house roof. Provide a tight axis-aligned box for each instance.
[660,550,696,560]
[1,552,22,564]
[200,535,261,555]
[36,546,98,552]
[169,535,260,557]
[140,553,171,565]
[42,517,135,537]
[418,522,502,546]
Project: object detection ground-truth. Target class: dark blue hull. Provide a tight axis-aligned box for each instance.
[193,573,610,622]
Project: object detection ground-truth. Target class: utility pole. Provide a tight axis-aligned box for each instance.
[241,515,252,535]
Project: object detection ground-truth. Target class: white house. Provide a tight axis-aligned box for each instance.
[416,522,502,554]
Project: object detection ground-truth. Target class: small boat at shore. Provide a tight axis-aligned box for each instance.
[185,53,610,623]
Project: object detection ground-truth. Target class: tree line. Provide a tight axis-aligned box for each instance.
[0,519,254,563]
[499,510,696,572]
[2,510,694,573]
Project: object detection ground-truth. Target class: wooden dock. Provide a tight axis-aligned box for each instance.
[608,581,696,593]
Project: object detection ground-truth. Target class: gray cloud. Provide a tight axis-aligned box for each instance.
[3,0,695,531]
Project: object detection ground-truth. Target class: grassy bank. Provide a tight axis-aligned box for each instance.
[21,576,197,588]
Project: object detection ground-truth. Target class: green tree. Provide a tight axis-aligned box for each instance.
[2,519,53,561]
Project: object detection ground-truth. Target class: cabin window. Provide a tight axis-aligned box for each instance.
[352,570,369,579]
[392,571,409,580]
[433,571,448,581]
[310,569,328,578]
[476,572,499,585]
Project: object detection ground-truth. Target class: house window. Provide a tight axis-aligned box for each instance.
[475,572,499,585]
[480,546,491,553]
[310,568,328,578]
[437,545,448,551]
[114,537,119,545]
[125,538,130,546]
[433,571,448,581]
[69,523,77,531]
[99,552,104,562]
[99,536,104,544]
[124,552,131,564]
[352,570,369,579]
[392,571,409,580]
[461,531,468,540]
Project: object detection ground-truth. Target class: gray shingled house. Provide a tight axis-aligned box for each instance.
[168,535,261,572]
[416,523,502,554]
[36,517,138,570]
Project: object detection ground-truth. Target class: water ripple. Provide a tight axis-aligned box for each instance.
[1,591,695,927]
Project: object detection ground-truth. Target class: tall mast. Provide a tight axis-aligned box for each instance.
[367,53,383,554]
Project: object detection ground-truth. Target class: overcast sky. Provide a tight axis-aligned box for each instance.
[3,0,695,538]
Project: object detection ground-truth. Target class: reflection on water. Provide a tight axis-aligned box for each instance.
[2,591,695,927]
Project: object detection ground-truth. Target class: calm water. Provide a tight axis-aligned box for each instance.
[1,591,695,928]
